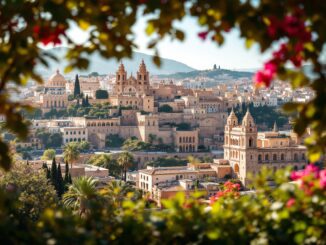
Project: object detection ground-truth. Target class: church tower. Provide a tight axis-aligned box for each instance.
[238,108,258,185]
[137,59,150,95]
[115,63,127,95]
[224,108,238,160]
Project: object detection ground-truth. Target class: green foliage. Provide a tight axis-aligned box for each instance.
[63,176,98,215]
[95,89,109,99]
[176,122,191,131]
[105,134,124,148]
[35,129,63,148]
[63,143,80,167]
[122,138,152,151]
[234,103,289,129]
[0,164,57,221]
[1,167,325,244]
[87,154,121,178]
[41,149,56,160]
[56,162,64,198]
[147,157,188,167]
[117,152,135,181]
[158,104,173,113]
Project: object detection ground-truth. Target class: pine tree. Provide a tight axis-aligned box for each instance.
[50,158,58,189]
[57,162,64,197]
[74,74,81,98]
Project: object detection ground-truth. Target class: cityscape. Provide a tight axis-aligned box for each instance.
[0,1,325,244]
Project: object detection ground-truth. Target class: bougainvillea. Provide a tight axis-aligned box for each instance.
[209,181,241,205]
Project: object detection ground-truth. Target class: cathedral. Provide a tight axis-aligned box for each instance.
[220,109,307,186]
[109,60,154,112]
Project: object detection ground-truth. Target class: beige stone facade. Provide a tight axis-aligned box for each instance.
[221,109,307,186]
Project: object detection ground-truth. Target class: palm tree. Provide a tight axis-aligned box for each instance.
[62,176,97,216]
[187,155,201,169]
[63,143,80,168]
[102,180,139,206]
[117,152,134,181]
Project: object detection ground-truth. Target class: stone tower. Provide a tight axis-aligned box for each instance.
[115,63,127,94]
[137,59,150,94]
[238,109,258,185]
[224,108,238,161]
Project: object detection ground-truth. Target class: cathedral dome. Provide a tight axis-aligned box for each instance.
[47,69,66,87]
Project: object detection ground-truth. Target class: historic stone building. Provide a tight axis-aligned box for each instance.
[38,70,69,112]
[221,109,307,186]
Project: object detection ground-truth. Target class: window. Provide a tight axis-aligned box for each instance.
[301,153,305,160]
[281,153,285,161]
[249,138,253,147]
[265,154,269,161]
[294,153,298,161]
[273,154,277,161]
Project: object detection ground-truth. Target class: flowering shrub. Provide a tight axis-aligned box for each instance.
[1,165,325,244]
[255,12,311,87]
[209,181,240,204]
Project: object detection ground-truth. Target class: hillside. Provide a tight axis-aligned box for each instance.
[37,47,196,78]
[158,68,254,80]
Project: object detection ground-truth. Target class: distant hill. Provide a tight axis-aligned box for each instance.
[157,68,254,80]
[37,47,196,78]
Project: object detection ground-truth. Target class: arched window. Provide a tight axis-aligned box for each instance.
[301,153,305,160]
[281,153,285,161]
[265,154,269,161]
[294,153,298,161]
[258,154,262,162]
[273,154,277,161]
[249,138,253,147]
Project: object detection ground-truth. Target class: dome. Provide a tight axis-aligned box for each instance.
[47,69,66,87]
[242,109,255,127]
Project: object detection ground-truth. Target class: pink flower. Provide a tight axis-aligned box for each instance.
[272,43,288,61]
[283,15,304,37]
[254,70,274,87]
[198,31,209,40]
[286,198,296,208]
[319,170,326,189]
[304,164,319,177]
[290,171,304,181]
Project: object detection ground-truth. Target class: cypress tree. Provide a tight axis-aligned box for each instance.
[85,95,89,106]
[81,97,86,107]
[68,173,72,184]
[74,74,81,98]
[64,161,70,183]
[57,162,64,197]
[50,158,58,189]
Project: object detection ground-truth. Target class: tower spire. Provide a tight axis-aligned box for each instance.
[273,121,278,132]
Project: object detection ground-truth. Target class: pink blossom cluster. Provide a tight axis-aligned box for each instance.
[210,181,241,205]
[33,25,66,46]
[255,12,311,87]
[286,164,325,208]
[291,164,326,190]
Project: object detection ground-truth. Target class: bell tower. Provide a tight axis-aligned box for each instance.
[137,59,149,95]
[238,108,258,185]
[115,63,127,95]
[224,108,238,160]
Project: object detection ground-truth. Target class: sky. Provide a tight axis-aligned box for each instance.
[131,16,269,71]
[66,15,270,71]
